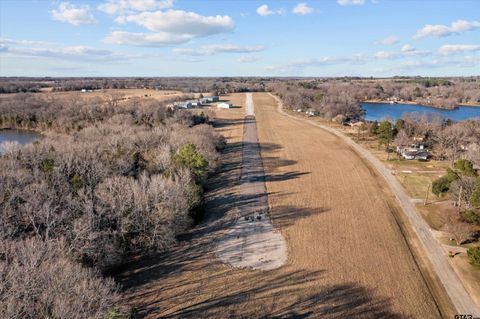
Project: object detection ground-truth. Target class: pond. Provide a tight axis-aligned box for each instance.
[361,103,480,122]
[0,129,42,155]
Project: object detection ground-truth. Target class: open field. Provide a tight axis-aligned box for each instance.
[116,93,447,318]
[0,88,189,101]
[277,95,479,315]
[301,110,480,309]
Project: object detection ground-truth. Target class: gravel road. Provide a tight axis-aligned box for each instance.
[216,93,287,271]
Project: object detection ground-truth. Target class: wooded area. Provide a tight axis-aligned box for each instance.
[0,90,224,317]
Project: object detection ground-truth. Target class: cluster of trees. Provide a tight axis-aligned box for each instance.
[432,160,480,221]
[268,81,364,120]
[268,77,480,110]
[0,93,225,317]
[431,160,480,261]
[0,77,268,95]
[363,114,480,165]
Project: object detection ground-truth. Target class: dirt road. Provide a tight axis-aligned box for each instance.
[216,93,287,270]
[117,93,444,318]
[269,93,479,316]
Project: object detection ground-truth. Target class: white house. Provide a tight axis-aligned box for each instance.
[217,102,232,109]
[397,144,429,160]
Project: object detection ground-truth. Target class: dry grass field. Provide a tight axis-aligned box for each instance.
[116,93,447,318]
[0,88,189,102]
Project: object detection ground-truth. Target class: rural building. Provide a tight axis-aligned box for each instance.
[173,101,193,109]
[217,102,232,109]
[188,100,202,107]
[397,144,429,160]
[202,96,219,103]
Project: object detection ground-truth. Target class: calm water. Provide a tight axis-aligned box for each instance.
[362,103,480,122]
[0,129,41,154]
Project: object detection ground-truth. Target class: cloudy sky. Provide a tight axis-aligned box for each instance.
[0,0,479,77]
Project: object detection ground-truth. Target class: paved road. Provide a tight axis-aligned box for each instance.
[269,93,480,316]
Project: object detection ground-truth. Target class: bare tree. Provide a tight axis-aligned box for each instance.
[444,213,475,245]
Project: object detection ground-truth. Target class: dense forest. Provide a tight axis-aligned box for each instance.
[0,92,224,317]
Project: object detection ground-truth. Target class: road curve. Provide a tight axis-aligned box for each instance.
[269,92,480,316]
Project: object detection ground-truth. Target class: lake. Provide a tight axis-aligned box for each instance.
[361,102,480,122]
[0,129,42,154]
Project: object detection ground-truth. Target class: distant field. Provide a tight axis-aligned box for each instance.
[0,88,191,102]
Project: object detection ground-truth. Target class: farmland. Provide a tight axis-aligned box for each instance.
[0,88,188,102]
[117,93,445,318]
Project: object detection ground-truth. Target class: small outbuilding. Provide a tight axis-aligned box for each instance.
[217,102,232,109]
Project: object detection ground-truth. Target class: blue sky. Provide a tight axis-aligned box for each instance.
[0,0,479,77]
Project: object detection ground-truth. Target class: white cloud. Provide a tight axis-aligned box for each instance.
[401,44,414,52]
[374,51,393,59]
[237,55,261,63]
[337,0,365,6]
[257,4,273,16]
[256,4,284,16]
[413,20,480,39]
[0,38,52,46]
[98,0,174,15]
[174,44,265,56]
[105,10,234,46]
[380,36,399,45]
[51,2,97,26]
[104,31,193,46]
[1,42,141,62]
[118,10,233,34]
[438,44,480,55]
[293,3,314,15]
[374,46,430,59]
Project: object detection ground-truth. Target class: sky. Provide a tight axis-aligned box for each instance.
[0,0,479,77]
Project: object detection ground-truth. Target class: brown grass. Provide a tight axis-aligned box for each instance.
[116,93,444,318]
[0,88,190,101]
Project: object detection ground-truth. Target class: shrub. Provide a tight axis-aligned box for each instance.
[445,167,459,183]
[454,159,477,177]
[432,176,451,196]
[461,210,480,224]
[470,178,480,208]
[174,143,209,181]
[467,246,480,266]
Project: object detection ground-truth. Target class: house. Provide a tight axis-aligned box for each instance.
[217,102,232,109]
[397,144,429,160]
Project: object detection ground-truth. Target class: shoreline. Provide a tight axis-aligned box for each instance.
[363,99,480,110]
